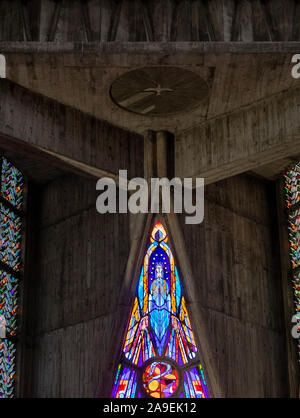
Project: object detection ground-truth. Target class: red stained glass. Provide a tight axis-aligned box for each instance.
[143,361,178,398]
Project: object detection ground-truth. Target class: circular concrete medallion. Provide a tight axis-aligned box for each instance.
[110,66,208,116]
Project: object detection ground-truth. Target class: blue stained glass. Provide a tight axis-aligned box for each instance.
[174,267,181,311]
[149,253,171,350]
[1,158,23,210]
[0,156,24,399]
[138,267,144,311]
[112,222,210,398]
[112,364,137,398]
[184,365,209,398]
[150,309,170,355]
[0,271,18,337]
[0,339,16,398]
[0,204,22,271]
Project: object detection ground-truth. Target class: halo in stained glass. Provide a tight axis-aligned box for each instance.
[112,221,210,398]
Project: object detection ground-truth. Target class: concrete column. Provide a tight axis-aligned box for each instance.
[156,130,168,178]
[143,130,156,180]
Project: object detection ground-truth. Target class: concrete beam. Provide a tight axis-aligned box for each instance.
[176,86,300,185]
[0,79,143,182]
[1,42,300,55]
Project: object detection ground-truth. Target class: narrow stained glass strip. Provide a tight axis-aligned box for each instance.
[0,156,24,399]
[287,208,300,270]
[0,271,18,337]
[184,365,209,398]
[0,204,22,271]
[285,163,300,208]
[285,164,300,362]
[123,298,140,355]
[294,271,300,315]
[1,158,24,210]
[112,364,137,398]
[179,297,197,358]
[0,339,16,398]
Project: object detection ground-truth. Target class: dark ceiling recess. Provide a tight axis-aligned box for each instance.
[110,66,209,116]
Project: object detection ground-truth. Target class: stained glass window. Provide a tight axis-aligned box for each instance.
[285,164,300,362]
[112,221,210,398]
[0,157,24,398]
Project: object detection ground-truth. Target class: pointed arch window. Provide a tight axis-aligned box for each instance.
[112,221,210,398]
[0,156,25,398]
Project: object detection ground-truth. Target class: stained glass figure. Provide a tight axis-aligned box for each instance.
[0,157,24,398]
[112,221,210,398]
[285,164,300,362]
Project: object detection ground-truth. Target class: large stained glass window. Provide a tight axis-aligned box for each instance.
[0,157,24,398]
[285,163,300,362]
[112,221,210,398]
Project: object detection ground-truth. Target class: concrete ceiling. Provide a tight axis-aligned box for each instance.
[0,1,300,182]
[4,48,297,136]
[1,44,299,182]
